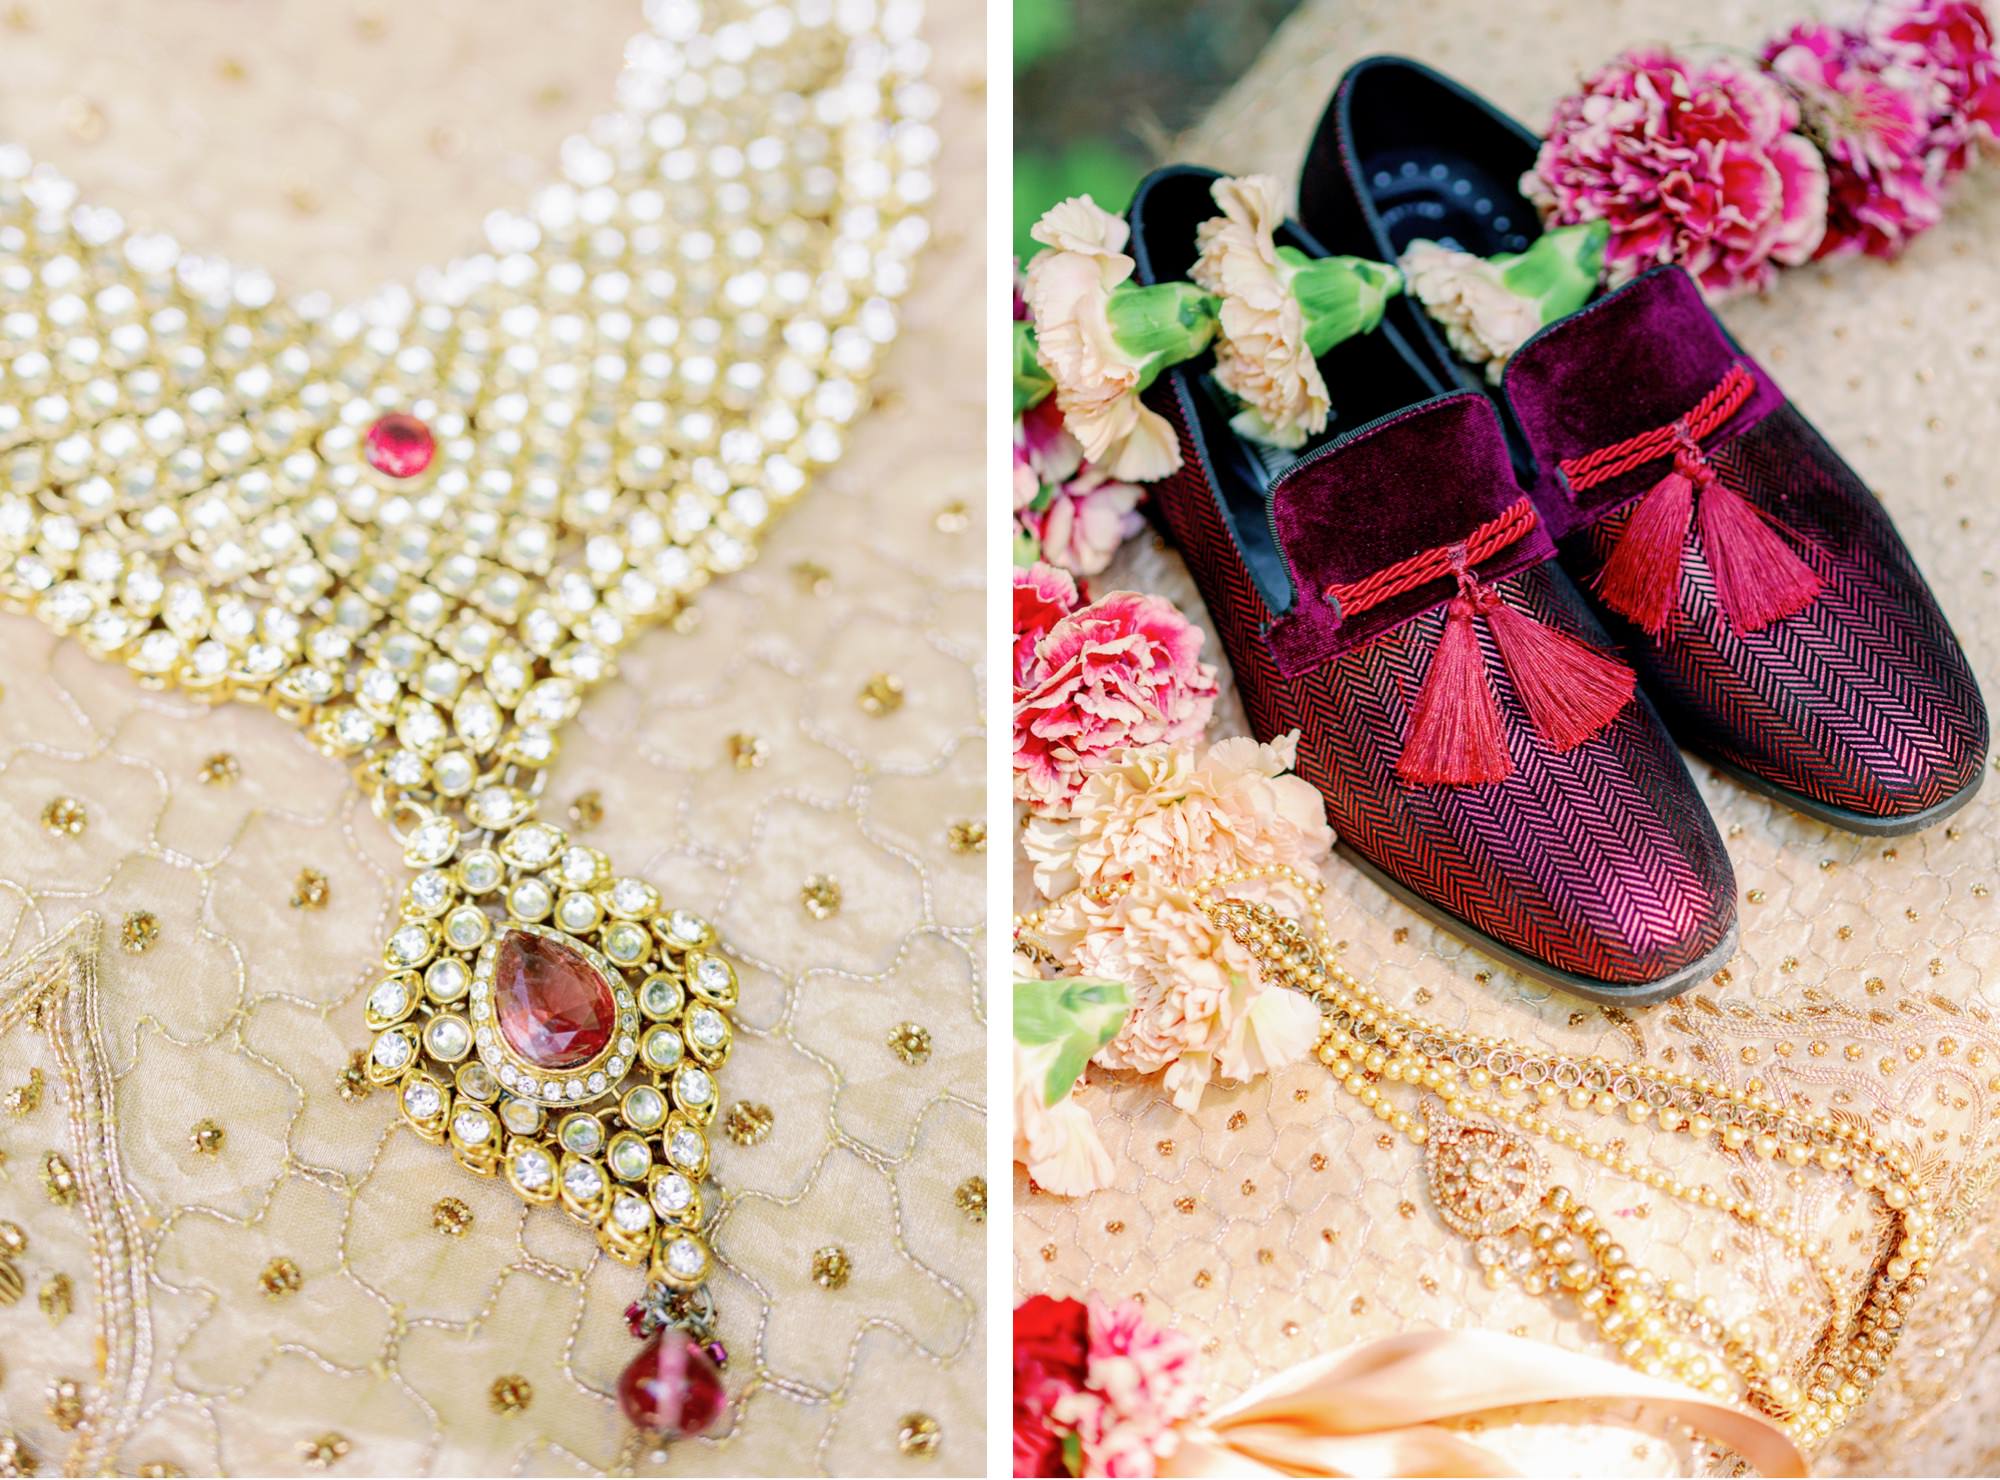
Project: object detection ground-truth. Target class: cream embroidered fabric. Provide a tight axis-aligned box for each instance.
[0,3,986,1475]
[1013,2,2000,1475]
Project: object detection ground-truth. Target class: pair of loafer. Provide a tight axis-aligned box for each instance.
[1128,57,1988,1004]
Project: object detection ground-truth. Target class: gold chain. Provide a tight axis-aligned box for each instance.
[1017,864,1935,1450]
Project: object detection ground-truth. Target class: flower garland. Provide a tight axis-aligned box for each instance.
[1529,0,1998,293]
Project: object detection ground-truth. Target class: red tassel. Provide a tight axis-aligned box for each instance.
[1481,597,1636,751]
[1591,469,1695,636]
[1398,597,1510,786]
[1696,476,1822,634]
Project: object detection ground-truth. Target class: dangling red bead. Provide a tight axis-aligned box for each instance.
[618,1330,727,1437]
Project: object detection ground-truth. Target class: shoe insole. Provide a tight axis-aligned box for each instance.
[1362,147,1536,259]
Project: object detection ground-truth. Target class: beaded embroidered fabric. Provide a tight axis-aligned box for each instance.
[0,1,984,1474]
[1015,3,2000,1475]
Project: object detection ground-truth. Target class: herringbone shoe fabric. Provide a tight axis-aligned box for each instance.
[1504,269,1990,833]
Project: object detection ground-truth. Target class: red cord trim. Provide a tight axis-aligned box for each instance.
[1559,363,1755,492]
[1323,497,1538,617]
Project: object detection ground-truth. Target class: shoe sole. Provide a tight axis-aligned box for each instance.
[1699,751,1987,838]
[1331,841,1739,1007]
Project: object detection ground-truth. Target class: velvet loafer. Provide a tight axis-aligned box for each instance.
[1297,56,1989,834]
[1126,165,1737,1003]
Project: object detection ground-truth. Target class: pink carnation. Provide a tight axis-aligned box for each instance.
[1015,397,1147,578]
[1013,587,1218,816]
[1013,562,1081,689]
[1049,1296,1204,1478]
[1869,0,2000,170]
[1525,47,1829,296]
[1765,21,1945,257]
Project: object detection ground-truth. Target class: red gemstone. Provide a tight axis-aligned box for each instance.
[493,930,616,1070]
[363,412,435,478]
[618,1330,727,1437]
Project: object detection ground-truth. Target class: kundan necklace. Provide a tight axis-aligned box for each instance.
[0,0,932,1445]
[1015,865,1935,1453]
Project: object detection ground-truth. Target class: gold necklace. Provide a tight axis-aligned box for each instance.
[1016,864,1934,1452]
[0,0,932,1441]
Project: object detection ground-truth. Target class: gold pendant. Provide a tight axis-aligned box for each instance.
[1421,1097,1548,1240]
[361,796,735,1292]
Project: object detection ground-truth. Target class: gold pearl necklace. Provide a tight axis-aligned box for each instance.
[1017,864,1934,1450]
[0,0,932,1442]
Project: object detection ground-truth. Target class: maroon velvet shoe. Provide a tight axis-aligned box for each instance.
[1126,167,1736,1003]
[1297,58,1989,834]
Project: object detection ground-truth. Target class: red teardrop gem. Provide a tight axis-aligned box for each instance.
[618,1330,727,1437]
[363,412,436,478]
[493,930,616,1070]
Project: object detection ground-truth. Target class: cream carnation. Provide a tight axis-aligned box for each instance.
[1399,240,1547,383]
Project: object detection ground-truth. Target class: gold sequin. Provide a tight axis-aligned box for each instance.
[933,499,970,534]
[1309,1152,1328,1172]
[38,1272,71,1323]
[945,819,986,854]
[289,868,329,910]
[134,1466,186,1479]
[40,1150,75,1205]
[4,1068,41,1116]
[811,1245,852,1290]
[119,911,159,954]
[0,1433,36,1478]
[258,1256,303,1298]
[1226,1110,1248,1130]
[724,1100,774,1145]
[432,1197,473,1237]
[1746,887,1767,903]
[44,1379,83,1432]
[1156,1139,1174,1157]
[197,752,240,785]
[300,1433,349,1469]
[888,1022,932,1065]
[0,1222,23,1257]
[39,797,85,837]
[897,1411,942,1458]
[488,1375,533,1414]
[800,874,842,918]
[791,559,833,596]
[858,672,905,716]
[189,1119,225,1156]
[1192,1268,1212,1288]
[1173,1195,1195,1214]
[216,54,247,82]
[725,732,768,770]
[953,1174,986,1223]
[336,1049,372,1101]
[1103,1219,1124,1235]
[567,790,605,829]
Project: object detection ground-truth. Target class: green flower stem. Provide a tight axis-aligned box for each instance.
[1103,280,1220,391]
[1277,248,1404,357]
[1492,219,1608,324]
[1014,320,1055,414]
[1013,977,1130,1106]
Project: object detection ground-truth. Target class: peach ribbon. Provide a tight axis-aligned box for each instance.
[1158,1329,1806,1478]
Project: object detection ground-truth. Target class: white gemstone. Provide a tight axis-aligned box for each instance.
[563,1162,604,1201]
[640,975,682,1018]
[388,924,431,965]
[433,751,476,793]
[560,847,599,887]
[557,892,599,931]
[409,871,451,911]
[566,1080,584,1099]
[689,1007,727,1048]
[372,1032,412,1070]
[499,1098,541,1135]
[512,1149,553,1190]
[406,817,459,867]
[426,957,469,1002]
[460,850,503,892]
[643,1027,683,1070]
[458,1063,497,1100]
[675,1067,713,1106]
[669,1128,704,1169]
[611,879,653,914]
[664,1236,704,1278]
[510,880,553,919]
[445,906,489,949]
[425,1016,471,1060]
[652,1172,694,1216]
[611,1193,652,1232]
[560,1116,603,1154]
[368,979,410,1019]
[604,922,647,963]
[608,1056,628,1076]
[507,823,560,865]
[667,909,706,944]
[610,1138,652,1180]
[451,1109,490,1145]
[402,1080,441,1119]
[624,1086,666,1128]
[696,957,731,994]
